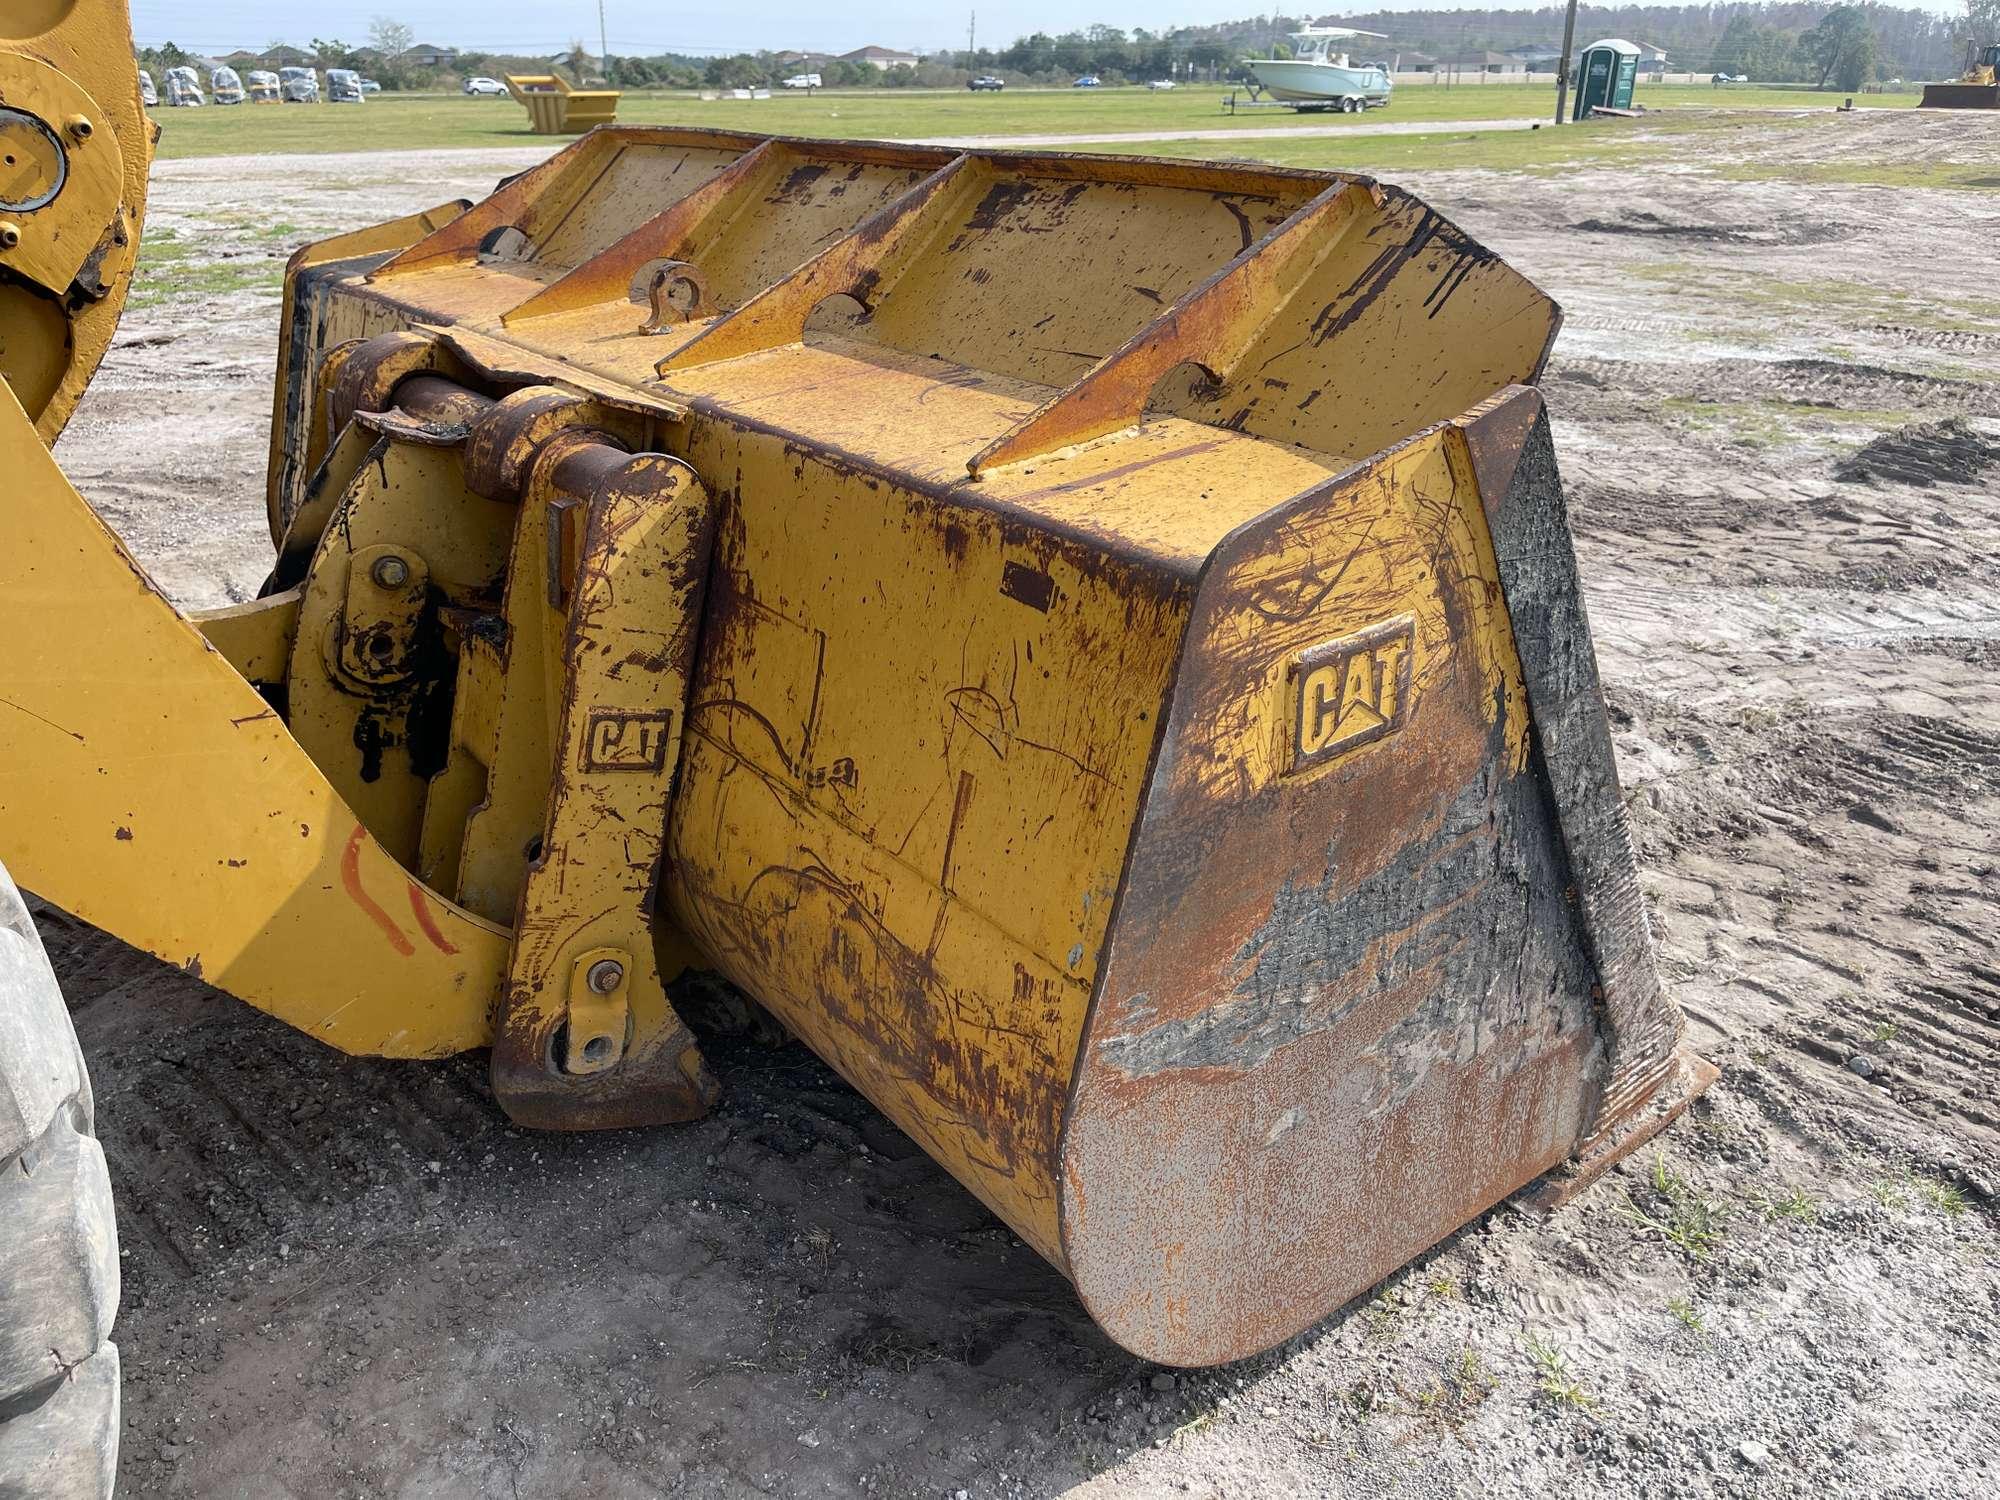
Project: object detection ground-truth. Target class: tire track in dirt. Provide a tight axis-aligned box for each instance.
[1622,679,2000,1176]
[1870,325,2000,355]
[1550,359,2000,437]
[45,919,504,1305]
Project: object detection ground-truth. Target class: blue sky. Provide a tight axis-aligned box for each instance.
[128,2,1957,57]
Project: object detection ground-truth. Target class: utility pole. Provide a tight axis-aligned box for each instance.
[967,10,976,71]
[1553,0,1579,123]
[599,0,610,82]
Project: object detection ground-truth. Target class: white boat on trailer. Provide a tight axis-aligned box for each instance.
[1245,25,1393,112]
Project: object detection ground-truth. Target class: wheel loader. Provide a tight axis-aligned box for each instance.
[1,2,1716,1487]
[1920,40,2000,108]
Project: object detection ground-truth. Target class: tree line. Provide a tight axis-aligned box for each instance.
[1334,3,1983,84]
[897,4,1985,87]
[138,3,1997,93]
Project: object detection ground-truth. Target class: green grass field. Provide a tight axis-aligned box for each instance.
[1089,116,1703,175]
[147,81,1915,160]
[1112,110,1994,191]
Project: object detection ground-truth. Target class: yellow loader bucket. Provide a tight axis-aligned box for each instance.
[0,114,1714,1366]
[504,73,621,133]
[1919,82,2000,107]
[1921,42,2000,106]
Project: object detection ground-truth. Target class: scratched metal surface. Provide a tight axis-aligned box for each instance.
[22,125,1702,1364]
[1062,420,1606,1363]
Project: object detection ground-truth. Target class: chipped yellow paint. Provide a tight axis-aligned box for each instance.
[0,383,506,1054]
[1441,422,1535,776]
[283,442,518,864]
[264,199,475,532]
[661,423,1189,1257]
[0,106,1651,1362]
[1194,429,1532,794]
[4,123,1562,1259]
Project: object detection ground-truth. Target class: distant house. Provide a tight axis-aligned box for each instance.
[776,49,839,69]
[406,42,455,68]
[260,44,314,66]
[1396,51,1438,73]
[1447,51,1528,75]
[219,49,265,67]
[1633,43,1670,76]
[841,44,921,70]
[1504,43,1564,70]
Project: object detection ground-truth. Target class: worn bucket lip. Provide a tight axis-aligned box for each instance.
[1049,386,1568,1366]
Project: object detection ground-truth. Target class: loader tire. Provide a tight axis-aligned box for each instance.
[0,862,119,1500]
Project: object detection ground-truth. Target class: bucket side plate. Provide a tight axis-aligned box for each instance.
[1060,390,1665,1365]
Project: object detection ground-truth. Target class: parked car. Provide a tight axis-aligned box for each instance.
[968,75,1005,91]
[1072,74,1101,87]
[360,77,382,94]
[162,65,204,107]
[246,69,280,103]
[463,75,507,96]
[137,66,157,107]
[782,72,821,89]
[1710,71,1748,84]
[279,65,319,102]
[208,65,245,105]
[1147,79,1176,90]
[326,68,365,103]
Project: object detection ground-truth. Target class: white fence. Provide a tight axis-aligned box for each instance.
[1388,70,1709,86]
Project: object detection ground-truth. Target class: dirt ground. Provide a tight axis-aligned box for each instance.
[36,110,2000,1498]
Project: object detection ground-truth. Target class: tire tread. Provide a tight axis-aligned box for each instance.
[0,863,117,1498]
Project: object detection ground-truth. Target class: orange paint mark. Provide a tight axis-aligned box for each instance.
[341,824,415,956]
[406,883,460,955]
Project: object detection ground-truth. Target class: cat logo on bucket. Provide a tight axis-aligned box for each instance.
[1287,616,1415,773]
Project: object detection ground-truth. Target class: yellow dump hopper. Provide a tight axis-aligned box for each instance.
[0,108,1714,1365]
[505,71,621,133]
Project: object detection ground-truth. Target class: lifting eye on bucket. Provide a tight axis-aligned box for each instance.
[636,258,711,331]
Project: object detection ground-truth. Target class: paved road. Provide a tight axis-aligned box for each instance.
[898,116,1552,148]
